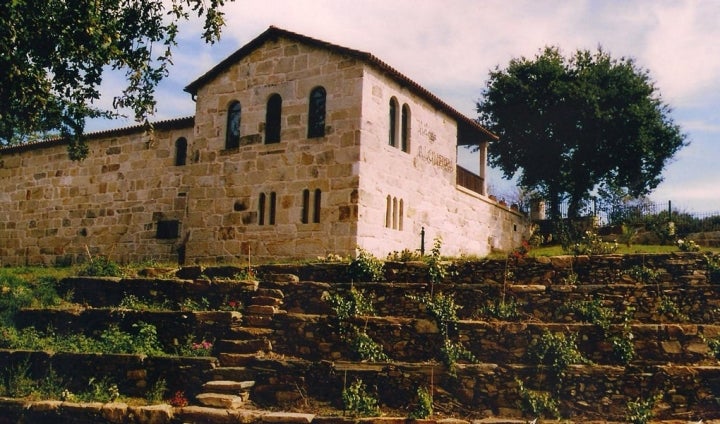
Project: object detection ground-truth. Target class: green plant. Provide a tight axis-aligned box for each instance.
[0,361,36,398]
[559,298,614,331]
[569,231,619,255]
[476,298,522,321]
[179,297,210,311]
[657,296,688,321]
[146,378,167,404]
[516,379,560,419]
[118,294,172,311]
[76,377,120,403]
[348,248,385,282]
[527,331,589,382]
[625,395,658,424]
[676,238,700,252]
[705,336,720,360]
[325,287,376,321]
[627,265,661,283]
[77,256,123,277]
[440,338,477,373]
[344,327,388,362]
[342,379,379,417]
[706,254,720,283]
[409,386,433,419]
[426,237,450,285]
[408,292,460,337]
[609,335,635,365]
[386,249,422,262]
[176,339,214,357]
[168,390,189,407]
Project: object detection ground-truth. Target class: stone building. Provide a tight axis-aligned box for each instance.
[0,26,529,266]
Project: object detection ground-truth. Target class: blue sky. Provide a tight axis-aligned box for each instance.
[87,0,720,212]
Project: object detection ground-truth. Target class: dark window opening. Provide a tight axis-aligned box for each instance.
[226,101,241,149]
[389,97,398,147]
[269,192,277,225]
[175,137,187,166]
[157,220,180,239]
[301,189,310,223]
[258,193,266,225]
[265,94,282,144]
[401,104,410,152]
[313,188,321,223]
[308,86,326,138]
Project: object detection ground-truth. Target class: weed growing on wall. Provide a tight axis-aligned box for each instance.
[625,395,659,424]
[476,298,523,321]
[516,379,560,420]
[426,237,450,286]
[146,378,167,405]
[705,254,720,283]
[342,379,379,417]
[323,287,388,362]
[409,386,433,419]
[348,248,385,282]
[527,331,590,383]
[77,256,123,277]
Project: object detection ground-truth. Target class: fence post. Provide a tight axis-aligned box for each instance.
[420,227,425,256]
[668,200,672,221]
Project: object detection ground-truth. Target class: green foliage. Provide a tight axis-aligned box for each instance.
[325,287,376,321]
[0,272,64,325]
[75,377,120,403]
[146,378,167,405]
[625,395,658,424]
[0,361,36,398]
[516,379,560,419]
[609,335,635,365]
[676,238,700,252]
[527,331,589,381]
[175,338,214,357]
[342,379,379,417]
[386,249,423,262]
[77,256,122,277]
[179,297,210,311]
[344,327,388,362]
[426,237,450,285]
[706,337,720,360]
[409,386,433,419]
[657,296,688,322]
[476,298,522,321]
[569,231,619,255]
[706,254,720,283]
[559,298,614,331]
[348,248,385,282]
[1,0,228,158]
[477,45,686,219]
[118,294,171,311]
[440,338,477,374]
[627,265,661,283]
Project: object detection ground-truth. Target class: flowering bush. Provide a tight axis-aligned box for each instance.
[676,239,700,252]
[168,390,188,407]
[176,338,213,357]
[510,240,531,260]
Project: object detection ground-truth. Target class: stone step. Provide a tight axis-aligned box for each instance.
[244,314,276,327]
[251,295,284,307]
[202,380,255,395]
[206,366,257,381]
[246,305,280,315]
[216,338,272,354]
[227,326,275,339]
[196,392,248,409]
[218,353,258,367]
[257,288,285,299]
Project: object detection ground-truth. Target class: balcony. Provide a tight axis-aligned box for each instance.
[456,165,484,195]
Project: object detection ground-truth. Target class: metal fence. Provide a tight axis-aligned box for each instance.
[530,199,720,236]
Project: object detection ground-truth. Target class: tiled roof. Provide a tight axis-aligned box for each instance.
[0,116,194,155]
[185,26,497,143]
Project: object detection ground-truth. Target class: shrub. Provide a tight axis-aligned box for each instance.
[569,231,619,255]
[146,379,167,404]
[344,327,388,362]
[626,395,658,424]
[324,287,376,321]
[409,386,433,419]
[527,331,589,381]
[517,379,560,419]
[348,248,385,282]
[476,298,522,321]
[342,379,379,417]
[77,256,122,277]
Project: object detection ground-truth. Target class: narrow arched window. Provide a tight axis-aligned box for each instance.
[175,137,187,166]
[392,197,398,229]
[399,199,404,231]
[258,193,266,225]
[313,189,321,223]
[301,189,310,224]
[308,87,326,138]
[226,101,241,149]
[385,195,392,228]
[269,192,277,225]
[265,94,282,144]
[389,97,399,147]
[401,104,411,152]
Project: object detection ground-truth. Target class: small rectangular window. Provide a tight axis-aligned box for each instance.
[156,220,180,239]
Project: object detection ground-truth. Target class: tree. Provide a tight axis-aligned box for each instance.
[476,46,687,219]
[0,0,228,160]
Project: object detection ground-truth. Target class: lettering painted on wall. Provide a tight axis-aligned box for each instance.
[416,145,453,173]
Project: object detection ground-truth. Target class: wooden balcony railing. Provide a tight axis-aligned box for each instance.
[456,165,484,195]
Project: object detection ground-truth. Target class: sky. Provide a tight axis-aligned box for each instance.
[87,0,720,213]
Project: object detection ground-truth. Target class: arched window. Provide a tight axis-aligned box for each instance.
[399,199,404,231]
[313,189,321,223]
[265,94,282,144]
[269,192,277,225]
[401,104,411,152]
[226,101,241,149]
[258,193,266,225]
[385,196,392,228]
[301,189,310,224]
[388,97,399,147]
[175,137,187,166]
[392,197,398,230]
[308,87,326,138]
